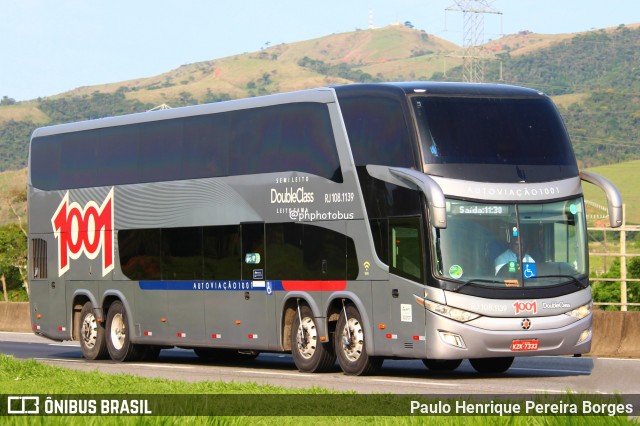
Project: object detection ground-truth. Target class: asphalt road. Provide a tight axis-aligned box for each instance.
[1,332,639,395]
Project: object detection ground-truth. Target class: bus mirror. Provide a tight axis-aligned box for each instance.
[579,170,623,228]
[365,165,447,228]
[388,167,447,229]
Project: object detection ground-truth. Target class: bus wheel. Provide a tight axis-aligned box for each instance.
[105,301,144,362]
[422,358,462,371]
[469,357,514,373]
[79,302,108,360]
[291,305,336,373]
[334,304,382,376]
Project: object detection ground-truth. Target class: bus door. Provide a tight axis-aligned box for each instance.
[237,223,271,349]
[389,217,427,357]
[30,237,67,339]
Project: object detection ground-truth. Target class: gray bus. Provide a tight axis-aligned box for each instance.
[28,82,622,375]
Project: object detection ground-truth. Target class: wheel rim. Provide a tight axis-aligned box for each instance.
[340,317,364,362]
[296,317,317,360]
[81,313,97,349]
[110,312,126,351]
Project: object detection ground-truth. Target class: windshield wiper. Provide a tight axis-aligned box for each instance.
[525,275,587,289]
[452,278,506,292]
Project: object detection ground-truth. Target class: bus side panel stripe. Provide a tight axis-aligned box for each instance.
[281,280,346,291]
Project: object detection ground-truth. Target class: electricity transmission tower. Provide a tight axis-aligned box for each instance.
[446,0,502,82]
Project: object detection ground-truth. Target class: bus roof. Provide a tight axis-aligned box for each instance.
[332,81,546,98]
[31,82,545,140]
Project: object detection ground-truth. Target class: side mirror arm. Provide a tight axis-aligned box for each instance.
[580,170,623,228]
[388,167,447,229]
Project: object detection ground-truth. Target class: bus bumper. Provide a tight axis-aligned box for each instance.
[424,310,592,360]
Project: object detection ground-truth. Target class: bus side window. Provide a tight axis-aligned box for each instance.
[241,223,265,281]
[389,217,424,283]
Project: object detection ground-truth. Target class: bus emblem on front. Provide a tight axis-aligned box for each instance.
[51,188,115,277]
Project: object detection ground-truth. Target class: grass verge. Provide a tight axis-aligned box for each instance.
[0,354,638,425]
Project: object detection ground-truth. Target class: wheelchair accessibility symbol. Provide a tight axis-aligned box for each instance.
[266,281,273,295]
[523,263,537,279]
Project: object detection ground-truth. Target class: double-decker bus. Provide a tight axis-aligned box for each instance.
[28,82,622,375]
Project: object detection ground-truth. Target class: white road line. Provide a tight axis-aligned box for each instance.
[48,343,79,347]
[235,370,316,378]
[524,389,568,394]
[34,358,84,363]
[595,357,640,362]
[371,379,460,387]
[510,367,590,375]
[127,364,194,369]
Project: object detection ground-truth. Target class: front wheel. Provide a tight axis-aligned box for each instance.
[334,304,382,376]
[78,302,108,360]
[469,357,514,373]
[105,301,144,362]
[291,305,336,373]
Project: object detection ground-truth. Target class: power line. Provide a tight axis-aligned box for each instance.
[445,1,502,82]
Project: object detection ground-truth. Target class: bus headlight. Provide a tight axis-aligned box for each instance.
[425,300,480,323]
[565,302,592,320]
[577,328,591,344]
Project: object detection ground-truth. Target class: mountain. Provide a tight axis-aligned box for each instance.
[0,23,639,173]
[53,25,461,104]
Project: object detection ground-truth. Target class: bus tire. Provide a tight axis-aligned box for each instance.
[291,305,336,373]
[334,304,382,376]
[78,301,108,360]
[105,301,144,362]
[422,358,462,371]
[469,357,514,373]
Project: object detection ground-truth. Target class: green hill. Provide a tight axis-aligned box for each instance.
[0,23,638,194]
[583,160,640,225]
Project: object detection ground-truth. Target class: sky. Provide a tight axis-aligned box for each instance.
[2,0,639,101]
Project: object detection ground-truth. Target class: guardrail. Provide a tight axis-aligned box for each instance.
[588,205,639,311]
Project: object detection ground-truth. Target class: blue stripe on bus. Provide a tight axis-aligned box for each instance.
[139,281,285,292]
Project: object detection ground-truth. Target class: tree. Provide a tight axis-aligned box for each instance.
[592,257,640,311]
[1,96,16,106]
[0,224,28,301]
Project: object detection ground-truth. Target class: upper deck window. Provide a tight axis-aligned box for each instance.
[339,95,416,168]
[412,96,578,182]
[30,102,342,190]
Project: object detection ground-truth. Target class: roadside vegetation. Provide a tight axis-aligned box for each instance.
[0,354,636,425]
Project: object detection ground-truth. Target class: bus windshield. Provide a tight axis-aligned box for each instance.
[432,198,588,288]
[412,95,578,182]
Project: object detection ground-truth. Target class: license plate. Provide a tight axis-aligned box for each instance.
[511,339,539,351]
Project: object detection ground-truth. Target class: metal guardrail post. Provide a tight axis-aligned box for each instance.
[588,204,640,311]
[620,205,627,311]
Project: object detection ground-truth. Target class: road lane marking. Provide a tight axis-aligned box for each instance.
[371,379,460,387]
[127,363,194,369]
[34,358,84,363]
[235,370,315,378]
[510,367,590,374]
[524,388,567,394]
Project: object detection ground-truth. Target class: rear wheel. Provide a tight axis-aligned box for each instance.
[422,358,462,372]
[291,305,336,373]
[469,357,514,373]
[334,304,382,376]
[78,302,108,360]
[105,301,144,362]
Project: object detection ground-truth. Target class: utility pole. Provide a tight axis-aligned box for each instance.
[446,0,502,82]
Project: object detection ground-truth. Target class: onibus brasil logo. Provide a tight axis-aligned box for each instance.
[51,188,115,277]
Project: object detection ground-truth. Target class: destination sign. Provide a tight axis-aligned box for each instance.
[451,205,510,216]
